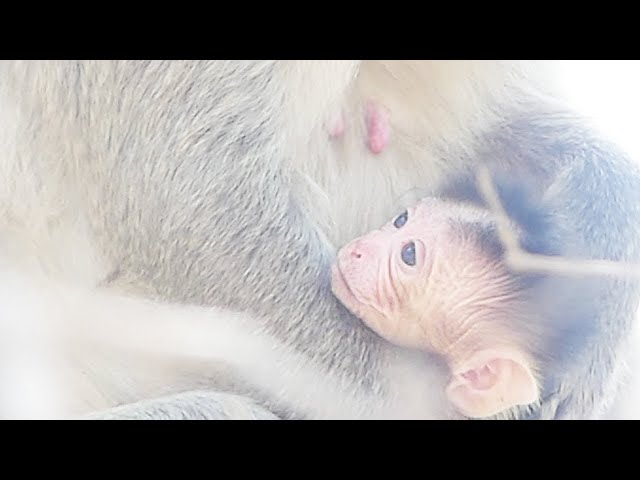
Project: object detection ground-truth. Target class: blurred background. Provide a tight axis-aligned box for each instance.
[556,60,640,163]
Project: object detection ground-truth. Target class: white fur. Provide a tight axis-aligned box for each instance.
[0,267,450,419]
[0,61,569,419]
[291,61,556,248]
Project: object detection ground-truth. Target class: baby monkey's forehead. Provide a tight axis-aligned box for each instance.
[414,197,494,227]
[416,197,489,217]
[414,198,507,259]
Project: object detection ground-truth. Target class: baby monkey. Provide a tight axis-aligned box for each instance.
[331,191,571,419]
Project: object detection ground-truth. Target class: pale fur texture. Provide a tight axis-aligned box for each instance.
[293,60,555,247]
[0,266,451,419]
[0,61,636,420]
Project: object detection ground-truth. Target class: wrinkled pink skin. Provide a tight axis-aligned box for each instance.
[331,199,440,350]
[331,198,508,352]
[331,201,541,418]
[327,101,390,155]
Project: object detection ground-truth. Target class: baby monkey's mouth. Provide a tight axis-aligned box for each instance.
[330,262,377,321]
[330,263,359,310]
[330,262,389,336]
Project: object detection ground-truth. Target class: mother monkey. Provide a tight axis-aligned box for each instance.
[0,60,638,420]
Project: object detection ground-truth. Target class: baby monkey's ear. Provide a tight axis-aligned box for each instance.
[445,349,539,418]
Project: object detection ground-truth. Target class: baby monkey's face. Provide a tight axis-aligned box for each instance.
[331,198,514,354]
[331,197,542,418]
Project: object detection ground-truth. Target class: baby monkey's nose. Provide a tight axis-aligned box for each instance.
[348,239,370,260]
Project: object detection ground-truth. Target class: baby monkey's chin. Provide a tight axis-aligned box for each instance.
[330,262,387,336]
[330,262,360,314]
[331,264,435,351]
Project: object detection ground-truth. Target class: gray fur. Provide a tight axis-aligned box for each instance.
[84,391,280,420]
[477,108,640,419]
[0,61,638,419]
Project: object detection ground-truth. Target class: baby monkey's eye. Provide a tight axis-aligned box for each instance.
[394,210,408,229]
[401,241,416,266]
